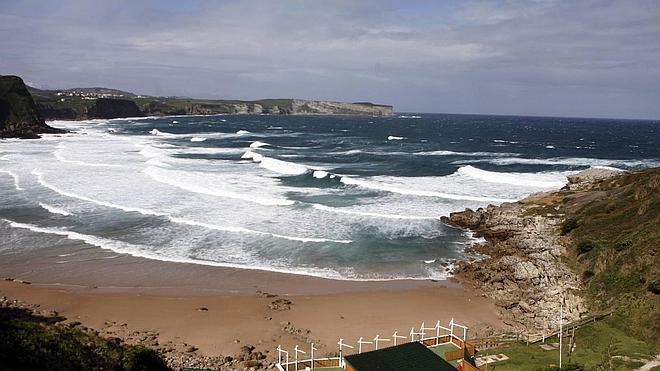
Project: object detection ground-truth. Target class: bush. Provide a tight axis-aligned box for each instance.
[614,239,632,251]
[577,239,600,255]
[582,270,595,280]
[122,345,169,371]
[561,218,579,235]
[648,281,660,295]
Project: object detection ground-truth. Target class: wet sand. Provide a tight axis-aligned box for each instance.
[0,240,503,358]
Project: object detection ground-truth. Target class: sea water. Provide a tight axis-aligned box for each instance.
[0,114,658,280]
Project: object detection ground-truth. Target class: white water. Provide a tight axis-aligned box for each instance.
[1,117,631,281]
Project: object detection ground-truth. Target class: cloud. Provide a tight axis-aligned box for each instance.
[1,0,659,119]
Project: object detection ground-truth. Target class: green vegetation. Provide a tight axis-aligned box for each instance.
[0,306,170,370]
[484,317,655,371]
[561,218,579,235]
[1,75,63,137]
[561,168,660,348]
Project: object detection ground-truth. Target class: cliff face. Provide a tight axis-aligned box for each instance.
[0,76,64,138]
[33,89,394,120]
[288,100,393,116]
[441,168,625,332]
[138,99,392,117]
[88,98,142,119]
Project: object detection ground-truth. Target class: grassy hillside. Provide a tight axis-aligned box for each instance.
[485,316,656,370]
[561,168,660,347]
[0,306,169,371]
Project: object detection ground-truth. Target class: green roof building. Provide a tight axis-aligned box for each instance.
[343,342,458,371]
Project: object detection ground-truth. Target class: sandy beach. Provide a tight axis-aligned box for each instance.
[0,237,504,363]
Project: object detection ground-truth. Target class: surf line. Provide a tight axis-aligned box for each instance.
[0,170,24,191]
[31,169,351,244]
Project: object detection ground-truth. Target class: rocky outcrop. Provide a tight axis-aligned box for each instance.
[0,75,64,138]
[441,169,621,332]
[88,98,142,119]
[289,99,393,116]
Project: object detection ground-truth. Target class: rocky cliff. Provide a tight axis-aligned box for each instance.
[288,99,393,116]
[32,87,394,120]
[441,168,625,332]
[88,98,142,119]
[0,75,64,138]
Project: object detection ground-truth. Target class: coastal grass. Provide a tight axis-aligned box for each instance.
[0,306,170,371]
[561,168,660,348]
[485,317,655,371]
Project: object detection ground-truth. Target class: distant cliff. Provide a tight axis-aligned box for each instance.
[0,75,64,138]
[288,99,393,116]
[29,86,394,120]
[88,98,142,119]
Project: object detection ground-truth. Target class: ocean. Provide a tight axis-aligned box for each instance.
[0,113,658,280]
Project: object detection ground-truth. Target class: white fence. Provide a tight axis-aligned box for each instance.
[276,318,469,370]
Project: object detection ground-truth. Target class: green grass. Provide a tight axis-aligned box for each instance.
[482,318,655,371]
[0,306,170,370]
[559,168,660,347]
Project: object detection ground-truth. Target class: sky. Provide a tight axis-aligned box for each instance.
[1,0,659,119]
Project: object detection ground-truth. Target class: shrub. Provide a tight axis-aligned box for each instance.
[577,239,600,255]
[614,239,632,251]
[582,270,595,280]
[122,345,169,371]
[648,281,660,295]
[561,218,579,235]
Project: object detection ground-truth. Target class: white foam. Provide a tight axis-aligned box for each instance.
[243,151,310,176]
[312,203,438,220]
[190,137,207,142]
[459,157,658,169]
[415,150,514,157]
[424,259,436,264]
[388,135,405,140]
[168,217,351,244]
[242,151,262,160]
[33,169,166,216]
[545,145,556,149]
[0,170,23,191]
[493,139,519,144]
[172,120,179,124]
[33,169,350,243]
[312,170,329,179]
[143,166,293,206]
[38,203,72,216]
[340,175,516,202]
[457,165,567,188]
[1,219,356,280]
[236,130,251,135]
[249,141,269,148]
[53,145,124,168]
[3,219,149,256]
[149,129,172,136]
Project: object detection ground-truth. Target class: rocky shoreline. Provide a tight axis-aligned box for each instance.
[442,168,621,333]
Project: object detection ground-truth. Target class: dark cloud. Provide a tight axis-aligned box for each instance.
[1,0,659,119]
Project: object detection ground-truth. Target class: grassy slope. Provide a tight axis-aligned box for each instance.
[562,168,659,347]
[482,168,659,371]
[484,317,654,371]
[0,306,169,371]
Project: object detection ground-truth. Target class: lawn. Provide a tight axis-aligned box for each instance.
[479,317,656,371]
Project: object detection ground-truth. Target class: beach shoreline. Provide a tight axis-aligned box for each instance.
[0,238,504,366]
